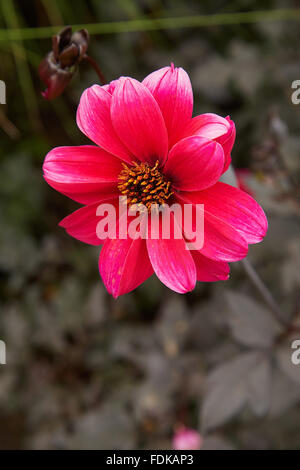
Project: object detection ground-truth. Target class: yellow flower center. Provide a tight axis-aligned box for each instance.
[117,161,173,211]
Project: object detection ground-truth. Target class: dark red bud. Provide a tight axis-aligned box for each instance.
[57,26,72,51]
[38,52,74,100]
[59,43,79,68]
[39,26,90,100]
[71,29,89,61]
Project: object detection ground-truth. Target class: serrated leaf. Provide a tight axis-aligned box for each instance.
[226,291,282,348]
[201,352,271,431]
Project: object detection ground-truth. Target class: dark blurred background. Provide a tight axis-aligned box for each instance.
[0,0,300,450]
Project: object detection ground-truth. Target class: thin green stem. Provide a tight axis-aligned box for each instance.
[0,9,300,41]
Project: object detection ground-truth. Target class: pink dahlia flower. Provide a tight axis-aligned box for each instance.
[43,64,268,297]
[172,427,202,450]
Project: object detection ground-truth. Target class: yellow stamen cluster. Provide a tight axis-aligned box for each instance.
[117,160,173,211]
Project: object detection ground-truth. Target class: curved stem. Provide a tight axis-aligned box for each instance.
[242,258,285,324]
[83,54,106,85]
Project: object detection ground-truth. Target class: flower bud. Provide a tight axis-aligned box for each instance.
[39,26,89,100]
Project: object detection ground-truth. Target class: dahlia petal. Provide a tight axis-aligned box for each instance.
[164,136,224,191]
[179,114,235,173]
[100,84,110,93]
[101,79,119,95]
[44,180,118,205]
[43,145,122,182]
[216,116,236,172]
[176,193,248,262]
[142,65,193,148]
[111,78,168,165]
[191,251,230,281]
[197,182,268,243]
[43,145,121,204]
[59,198,119,246]
[99,234,153,298]
[180,113,230,141]
[146,213,196,293]
[201,214,248,261]
[76,85,132,162]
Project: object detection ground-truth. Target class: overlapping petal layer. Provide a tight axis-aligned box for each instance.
[143,65,193,147]
[180,113,230,140]
[176,192,249,262]
[76,85,133,162]
[178,114,235,172]
[178,182,267,245]
[191,251,230,282]
[111,78,168,165]
[59,198,119,246]
[99,229,153,298]
[164,136,224,191]
[146,212,196,293]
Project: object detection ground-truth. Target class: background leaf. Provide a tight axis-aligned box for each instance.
[201,352,272,431]
[226,291,282,348]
